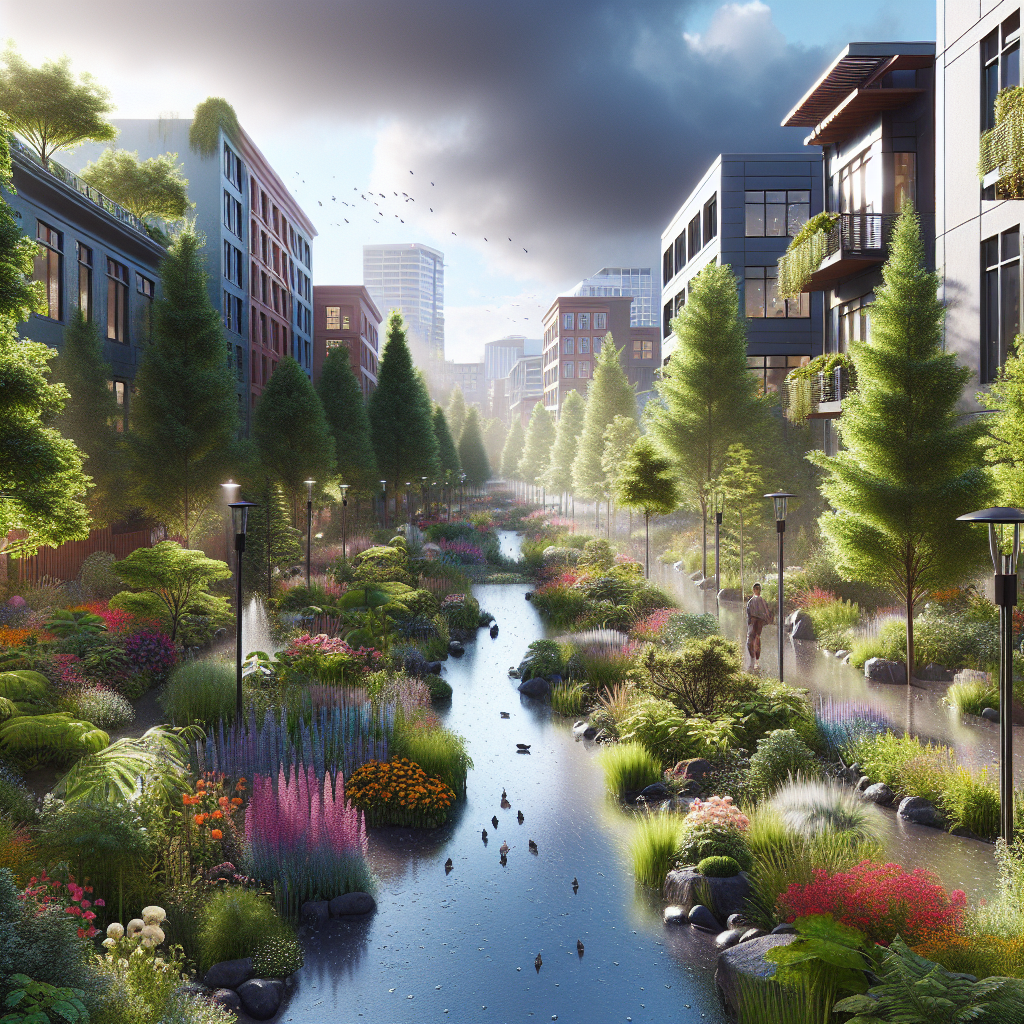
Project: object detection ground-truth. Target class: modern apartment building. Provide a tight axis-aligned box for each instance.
[484,336,527,381]
[660,153,824,392]
[506,353,544,426]
[541,295,659,416]
[311,285,382,399]
[444,361,485,406]
[937,4,1021,401]
[5,136,166,431]
[71,117,318,431]
[570,267,656,327]
[363,243,444,387]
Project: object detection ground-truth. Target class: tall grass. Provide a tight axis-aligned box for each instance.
[945,678,999,717]
[197,887,290,972]
[576,646,636,693]
[598,741,660,796]
[550,681,586,717]
[160,659,236,727]
[735,974,837,1024]
[847,731,954,803]
[628,808,684,888]
[390,725,472,798]
[769,775,882,842]
[943,767,1000,840]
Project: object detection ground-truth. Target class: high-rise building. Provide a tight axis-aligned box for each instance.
[363,243,444,383]
[570,268,655,326]
[507,354,544,426]
[483,336,526,380]
[312,286,382,399]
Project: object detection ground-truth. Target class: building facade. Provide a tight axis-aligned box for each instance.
[484,336,526,381]
[6,136,166,431]
[570,267,656,326]
[312,285,382,398]
[506,354,544,426]
[660,153,824,393]
[444,361,485,407]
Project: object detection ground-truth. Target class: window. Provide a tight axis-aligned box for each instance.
[223,192,242,236]
[578,337,590,353]
[108,380,128,433]
[136,273,154,339]
[744,267,809,318]
[261,272,268,305]
[579,361,590,378]
[747,354,811,395]
[563,337,575,354]
[594,312,606,330]
[663,301,673,338]
[106,258,129,343]
[703,193,718,242]
[563,361,575,378]
[77,243,92,321]
[223,144,242,190]
[260,312,268,345]
[325,305,341,330]
[662,247,673,285]
[343,314,351,330]
[838,295,872,350]
[633,337,654,359]
[224,290,234,330]
[893,153,917,211]
[593,336,602,353]
[982,14,1021,133]
[261,355,268,384]
[674,230,686,273]
[251,350,258,385]
[983,227,1021,383]
[236,345,243,382]
[272,282,280,313]
[34,221,62,320]
[835,154,878,214]
[675,290,686,317]
[272,320,280,354]
[687,213,702,258]
[223,242,242,286]
[563,312,574,330]
[745,191,811,236]
[577,312,590,330]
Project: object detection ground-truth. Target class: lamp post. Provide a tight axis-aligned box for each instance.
[956,507,1024,842]
[304,479,315,589]
[228,500,257,716]
[765,492,796,683]
[406,482,412,525]
[380,480,387,529]
[339,483,349,562]
[713,489,724,596]
[421,476,428,520]
[460,472,466,516]
[445,471,452,521]
[221,480,240,569]
[432,482,438,518]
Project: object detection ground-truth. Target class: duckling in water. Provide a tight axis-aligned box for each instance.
[481,829,488,842]
[500,796,511,810]
[490,623,499,638]
[534,953,543,972]
[528,839,538,854]
[499,852,507,866]
[444,858,453,874]
[500,711,510,719]
[491,815,499,829]
[572,877,579,893]
[499,841,510,857]
[517,810,524,824]
[577,939,584,958]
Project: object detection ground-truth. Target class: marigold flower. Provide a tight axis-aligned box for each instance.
[210,829,223,840]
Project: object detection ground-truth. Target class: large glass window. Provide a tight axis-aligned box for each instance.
[747,354,811,394]
[982,227,1021,383]
[136,273,154,340]
[838,294,873,352]
[687,213,702,258]
[632,337,654,359]
[562,312,574,330]
[673,230,686,274]
[223,144,242,190]
[106,258,129,343]
[594,312,606,330]
[578,361,590,378]
[223,192,242,237]
[563,361,575,378]
[577,312,590,330]
[578,337,590,353]
[893,153,917,211]
[77,243,92,321]
[34,221,62,320]
[108,380,128,433]
[744,267,809,318]
[982,14,1021,132]
[563,337,574,354]
[745,191,811,236]
[703,193,718,242]
[325,305,341,330]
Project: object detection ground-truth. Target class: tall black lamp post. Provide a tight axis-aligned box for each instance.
[304,479,315,588]
[221,480,240,570]
[339,483,349,562]
[380,480,387,529]
[765,492,796,683]
[956,507,1024,842]
[713,488,724,596]
[421,476,428,519]
[228,500,257,716]
[460,472,466,516]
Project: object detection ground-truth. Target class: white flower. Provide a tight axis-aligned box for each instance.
[106,922,124,940]
[126,918,144,938]
[101,937,116,949]
[141,905,166,925]
[139,924,165,948]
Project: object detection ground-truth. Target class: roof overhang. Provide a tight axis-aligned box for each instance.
[804,87,925,145]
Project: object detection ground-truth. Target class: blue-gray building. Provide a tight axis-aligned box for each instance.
[660,152,824,395]
[4,136,166,429]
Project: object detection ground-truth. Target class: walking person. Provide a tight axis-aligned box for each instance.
[746,582,772,670]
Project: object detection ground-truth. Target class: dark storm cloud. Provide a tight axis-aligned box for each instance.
[3,0,830,279]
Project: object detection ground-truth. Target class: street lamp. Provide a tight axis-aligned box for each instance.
[765,492,796,683]
[956,506,1024,842]
[405,482,412,526]
[380,480,387,530]
[304,480,315,589]
[713,489,724,597]
[339,483,349,562]
[432,482,438,518]
[421,476,428,520]
[460,472,466,516]
[228,500,258,716]
[221,480,240,569]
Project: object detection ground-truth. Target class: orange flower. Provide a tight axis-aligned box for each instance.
[212,810,223,820]
[218,796,229,808]
[231,797,243,806]
[210,829,223,840]
[194,814,207,825]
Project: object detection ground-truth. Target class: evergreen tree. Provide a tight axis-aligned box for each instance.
[0,122,90,554]
[253,357,336,525]
[316,346,377,493]
[810,208,992,678]
[127,228,238,546]
[433,404,461,478]
[368,312,439,506]
[545,389,585,498]
[979,334,1024,507]
[458,407,491,487]
[446,385,468,445]
[601,414,639,509]
[713,443,766,598]
[616,435,680,577]
[500,417,526,485]
[572,337,636,515]
[240,476,302,598]
[482,417,508,472]
[648,262,772,577]
[53,309,124,526]
[519,403,556,494]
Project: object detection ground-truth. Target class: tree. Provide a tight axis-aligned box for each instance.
[458,407,491,487]
[615,434,679,577]
[482,417,508,472]
[0,47,117,167]
[433,404,461,478]
[979,333,1024,507]
[253,357,336,525]
[112,540,230,642]
[0,121,91,555]
[80,149,190,223]
[446,386,468,445]
[240,476,302,597]
[601,414,640,527]
[572,337,636,522]
[810,207,992,680]
[648,262,773,578]
[545,389,585,501]
[713,443,766,598]
[368,312,439,504]
[52,309,124,526]
[316,346,377,493]
[519,403,556,495]
[500,417,526,487]
[127,228,239,546]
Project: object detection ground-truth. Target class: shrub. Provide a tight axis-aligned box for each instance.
[518,639,570,679]
[628,808,684,888]
[848,731,953,803]
[65,686,134,730]
[942,766,1000,840]
[677,819,752,872]
[597,741,661,796]
[390,726,472,797]
[197,888,288,972]
[641,636,742,716]
[252,932,304,977]
[945,678,999,717]
[660,612,719,649]
[698,855,741,878]
[578,539,615,571]
[747,729,818,794]
[769,776,881,842]
[159,660,235,727]
[914,927,1024,980]
[423,673,452,703]
[575,645,636,694]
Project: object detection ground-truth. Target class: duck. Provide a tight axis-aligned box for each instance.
[491,815,499,829]
[500,711,510,719]
[500,797,511,810]
[444,858,453,873]
[577,939,584,958]
[499,852,507,866]
[490,622,499,638]
[517,810,524,824]
[481,829,488,842]
[499,840,509,857]
[534,953,543,972]
[528,839,538,853]
[572,877,579,893]
[516,743,531,751]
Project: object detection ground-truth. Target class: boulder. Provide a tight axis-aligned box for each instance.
[210,989,241,1013]
[856,775,871,792]
[716,934,797,1019]
[898,796,943,828]
[771,923,798,936]
[726,914,751,930]
[518,677,550,698]
[718,588,743,603]
[237,978,284,1021]
[787,610,815,640]
[203,958,253,991]
[329,891,377,917]
[865,657,907,685]
[919,662,955,682]
[715,929,744,949]
[637,782,672,803]
[835,649,850,660]
[739,928,766,942]
[508,667,522,679]
[862,783,895,806]
[448,640,464,657]
[301,900,330,927]
[698,577,719,590]
[689,572,705,583]
[673,758,713,781]
[403,651,427,677]
[663,868,753,924]
[663,905,688,925]
[549,673,563,687]
[425,661,444,676]
[572,721,597,740]
[982,707,1000,723]
[688,904,720,931]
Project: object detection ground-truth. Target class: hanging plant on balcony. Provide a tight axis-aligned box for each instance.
[777,212,840,299]
[784,353,857,425]
[189,97,241,158]
[979,86,1024,197]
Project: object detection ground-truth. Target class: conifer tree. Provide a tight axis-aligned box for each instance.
[601,415,639,510]
[433,404,461,479]
[648,263,772,577]
[482,417,508,471]
[545,389,585,500]
[127,227,238,546]
[500,417,526,490]
[446,385,468,445]
[316,346,377,493]
[53,309,124,526]
[458,407,491,487]
[713,443,766,598]
[368,311,439,506]
[519,403,556,496]
[810,208,992,679]
[616,435,679,577]
[979,334,1024,507]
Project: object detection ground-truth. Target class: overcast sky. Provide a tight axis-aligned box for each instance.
[2,0,934,361]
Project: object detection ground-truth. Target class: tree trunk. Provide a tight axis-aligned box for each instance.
[906,588,914,687]
[645,512,650,578]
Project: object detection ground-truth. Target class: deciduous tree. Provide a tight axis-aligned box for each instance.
[80,149,190,223]
[615,434,679,576]
[482,417,508,472]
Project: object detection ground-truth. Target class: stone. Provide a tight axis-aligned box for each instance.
[898,796,943,828]
[448,640,464,656]
[787,610,815,640]
[919,662,955,682]
[203,958,254,991]
[856,775,871,792]
[726,914,750,930]
[177,982,209,998]
[508,667,521,679]
[689,571,705,583]
[739,928,766,942]
[698,577,718,590]
[518,677,550,698]
[835,649,850,659]
[403,651,427,676]
[524,591,532,601]
[771,923,798,936]
[301,900,330,927]
[637,783,672,803]
[329,891,377,916]
[425,661,443,676]
[862,783,895,806]
[210,989,241,1013]
[842,654,852,665]
[663,905,688,925]
[982,707,1000,723]
[865,657,907,685]
[664,868,753,924]
[688,904,720,931]
[572,721,597,740]
[673,758,713,781]
[715,929,744,949]
[715,934,797,1019]
[718,588,743,602]
[237,978,284,1021]
[549,674,562,686]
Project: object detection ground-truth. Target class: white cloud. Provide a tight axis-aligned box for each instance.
[684,1,787,64]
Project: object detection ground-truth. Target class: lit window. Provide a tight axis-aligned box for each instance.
[343,315,351,330]
[106,258,129,343]
[34,221,63,320]
[77,243,92,321]
[744,267,809,318]
[326,306,341,330]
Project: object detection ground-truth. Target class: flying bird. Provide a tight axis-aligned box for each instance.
[344,219,349,223]
[318,201,322,206]
[523,248,528,252]
[517,810,524,824]
[492,815,499,828]
[430,208,433,212]
[534,954,543,972]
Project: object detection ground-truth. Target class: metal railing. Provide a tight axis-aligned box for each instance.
[822,213,899,261]
[9,136,150,237]
[785,365,852,423]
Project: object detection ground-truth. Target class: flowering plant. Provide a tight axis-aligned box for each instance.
[281,633,383,683]
[182,772,246,869]
[437,539,486,565]
[684,795,750,832]
[347,757,455,827]
[119,629,176,680]
[21,869,105,939]
[101,904,167,952]
[630,608,674,643]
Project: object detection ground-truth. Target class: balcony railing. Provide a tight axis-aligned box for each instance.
[785,364,853,423]
[8,136,150,237]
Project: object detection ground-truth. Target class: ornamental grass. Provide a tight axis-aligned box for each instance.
[597,741,660,797]
[346,757,456,828]
[628,807,684,888]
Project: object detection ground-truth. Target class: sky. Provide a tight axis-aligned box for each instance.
[1,0,935,363]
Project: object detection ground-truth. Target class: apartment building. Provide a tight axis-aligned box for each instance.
[507,353,544,426]
[570,267,656,327]
[660,153,824,393]
[312,285,382,398]
[5,136,165,431]
[444,361,485,407]
[484,336,527,381]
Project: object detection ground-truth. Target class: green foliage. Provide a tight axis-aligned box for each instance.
[946,678,1000,717]
[615,433,678,518]
[0,714,107,766]
[545,389,586,494]
[481,416,508,472]
[597,741,661,796]
[79,551,121,599]
[697,855,741,878]
[391,725,472,797]
[65,687,134,730]
[641,635,741,716]
[445,386,468,446]
[550,680,586,716]
[735,972,838,1024]
[457,407,491,486]
[499,418,525,481]
[769,776,881,843]
[239,476,303,596]
[678,819,753,871]
[618,697,714,765]
[602,414,640,501]
[776,212,841,298]
[188,97,240,158]
[432,404,461,479]
[980,333,1024,506]
[80,149,190,223]
[660,612,720,648]
[44,609,106,638]
[628,808,684,887]
[197,888,288,972]
[0,673,48,703]
[979,86,1024,195]
[518,403,556,488]
[316,345,378,492]
[846,730,953,804]
[126,228,239,545]
[578,538,615,572]
[423,673,452,704]
[251,932,304,978]
[748,729,818,795]
[942,766,1000,840]
[767,914,879,999]
[159,659,235,727]
[0,974,88,1024]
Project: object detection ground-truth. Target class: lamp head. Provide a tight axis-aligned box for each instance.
[221,480,240,503]
[956,507,1024,573]
[227,500,258,536]
[339,483,349,497]
[765,491,797,522]
[305,479,315,499]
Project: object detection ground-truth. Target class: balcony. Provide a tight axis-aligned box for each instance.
[785,360,855,424]
[979,94,1024,199]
